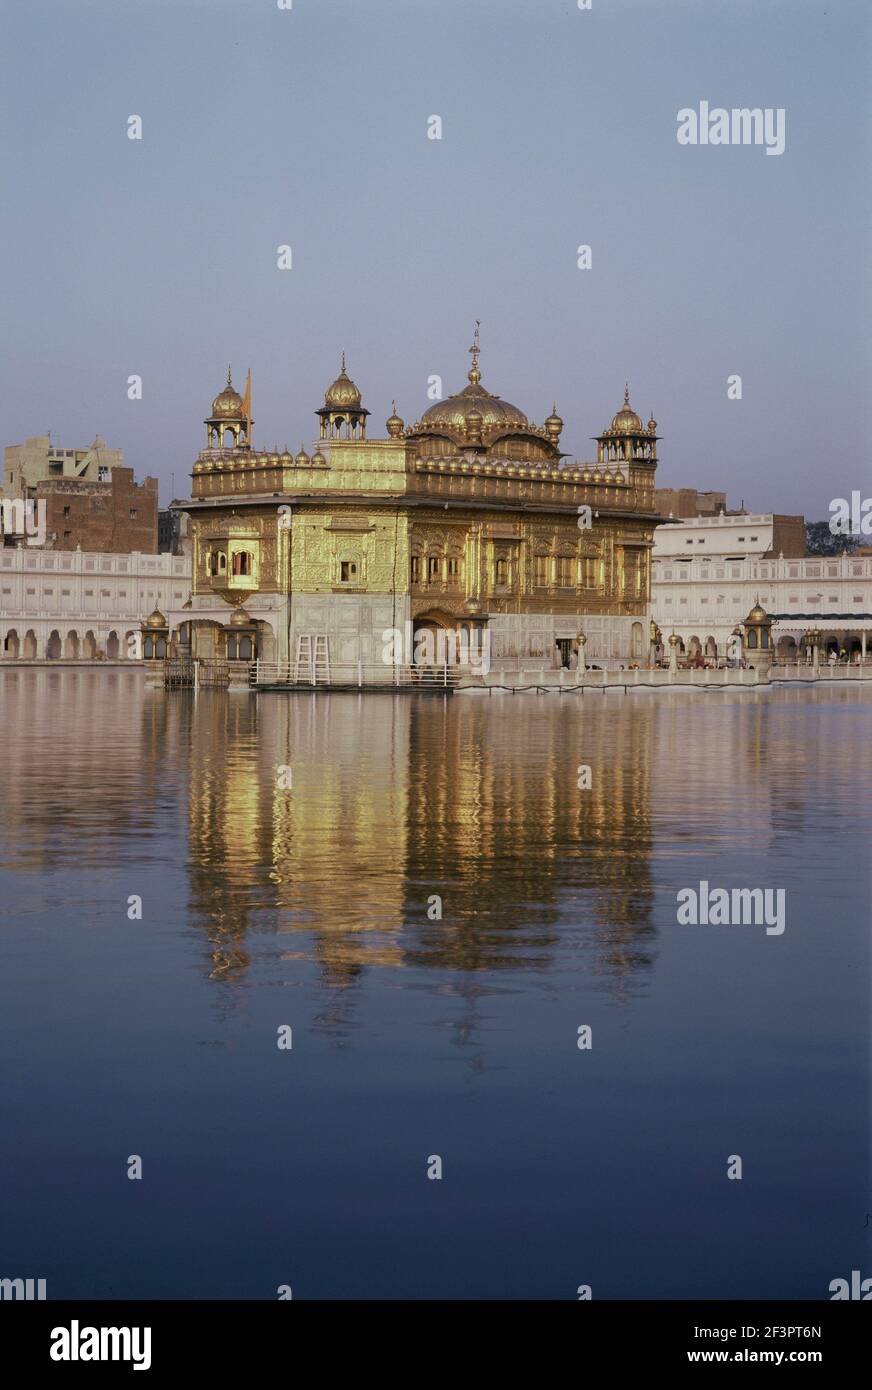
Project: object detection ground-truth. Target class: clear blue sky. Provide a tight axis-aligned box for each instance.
[2,0,869,516]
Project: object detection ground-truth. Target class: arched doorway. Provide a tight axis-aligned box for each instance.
[24,630,37,659]
[106,631,120,659]
[412,609,456,668]
[705,636,717,661]
[631,621,643,660]
[47,630,62,660]
[83,631,97,659]
[3,629,20,659]
[64,630,80,659]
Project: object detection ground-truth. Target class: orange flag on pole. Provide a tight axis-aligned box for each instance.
[243,369,252,441]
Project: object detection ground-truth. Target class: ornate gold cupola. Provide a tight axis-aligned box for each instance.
[205,366,251,450]
[594,384,658,465]
[316,354,370,441]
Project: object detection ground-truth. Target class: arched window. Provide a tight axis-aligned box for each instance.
[747,630,758,649]
[232,550,251,577]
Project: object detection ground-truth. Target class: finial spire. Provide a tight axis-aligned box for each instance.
[624,382,630,406]
[468,320,481,384]
[341,351,346,373]
[227,364,232,387]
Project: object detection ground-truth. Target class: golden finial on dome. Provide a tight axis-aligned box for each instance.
[468,320,481,385]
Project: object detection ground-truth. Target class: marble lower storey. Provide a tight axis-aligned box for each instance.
[1,594,651,670]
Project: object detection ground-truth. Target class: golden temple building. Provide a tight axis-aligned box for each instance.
[172,330,661,671]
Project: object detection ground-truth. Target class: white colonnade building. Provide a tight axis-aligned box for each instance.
[0,548,191,660]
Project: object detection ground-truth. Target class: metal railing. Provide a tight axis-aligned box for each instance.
[164,658,231,689]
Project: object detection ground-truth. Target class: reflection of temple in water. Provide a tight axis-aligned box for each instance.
[181,689,657,997]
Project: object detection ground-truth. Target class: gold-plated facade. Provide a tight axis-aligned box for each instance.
[177,335,661,666]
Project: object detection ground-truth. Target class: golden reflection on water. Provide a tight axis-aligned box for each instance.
[182,688,658,987]
[3,670,869,997]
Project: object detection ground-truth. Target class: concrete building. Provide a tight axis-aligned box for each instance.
[3,435,123,496]
[0,548,191,660]
[158,504,192,556]
[651,545,872,664]
[653,512,806,561]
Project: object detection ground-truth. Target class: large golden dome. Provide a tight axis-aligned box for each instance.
[324,354,362,408]
[211,367,245,418]
[418,333,529,435]
[420,383,529,434]
[609,385,643,434]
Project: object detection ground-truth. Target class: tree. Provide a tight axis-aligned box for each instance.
[805,521,859,557]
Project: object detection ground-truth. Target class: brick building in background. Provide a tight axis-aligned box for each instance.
[654,487,729,518]
[2,433,158,553]
[33,469,159,553]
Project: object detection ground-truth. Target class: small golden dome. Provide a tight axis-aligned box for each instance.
[386,401,404,438]
[647,413,657,432]
[145,608,167,628]
[609,384,643,434]
[745,601,770,624]
[324,353,362,408]
[311,448,327,465]
[229,608,252,627]
[295,444,310,465]
[545,403,563,436]
[211,366,245,418]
